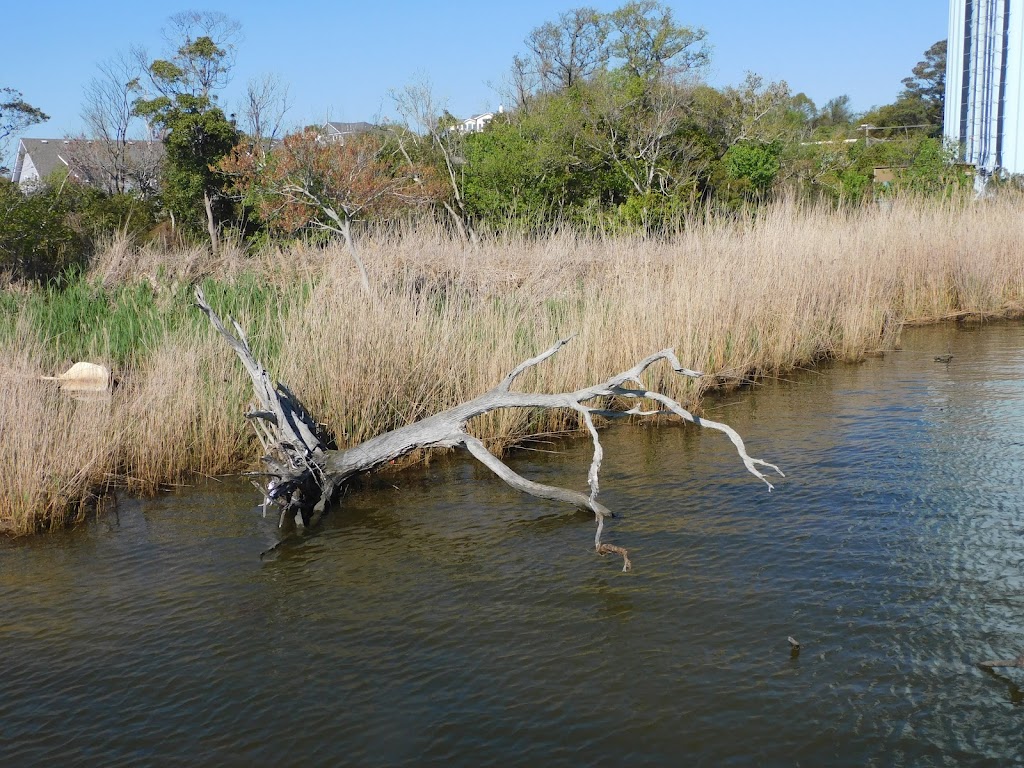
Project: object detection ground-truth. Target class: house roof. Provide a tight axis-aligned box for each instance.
[12,138,76,183]
[323,121,375,135]
[12,138,164,186]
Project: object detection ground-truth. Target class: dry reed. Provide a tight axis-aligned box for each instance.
[3,196,1023,534]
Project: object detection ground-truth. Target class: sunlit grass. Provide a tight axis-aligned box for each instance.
[3,196,1023,534]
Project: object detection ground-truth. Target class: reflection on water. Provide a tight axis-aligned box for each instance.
[3,323,1024,766]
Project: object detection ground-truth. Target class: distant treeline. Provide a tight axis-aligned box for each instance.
[0,6,988,283]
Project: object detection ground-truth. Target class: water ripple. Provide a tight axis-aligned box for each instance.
[3,324,1024,765]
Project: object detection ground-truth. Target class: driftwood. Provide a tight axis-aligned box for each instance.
[978,654,1024,670]
[195,287,783,571]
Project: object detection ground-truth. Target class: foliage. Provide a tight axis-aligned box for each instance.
[0,178,88,282]
[220,128,442,239]
[895,138,971,197]
[68,186,160,241]
[462,125,550,227]
[133,16,242,239]
[1,87,49,172]
[862,40,946,138]
[900,40,946,127]
[0,169,161,284]
[146,96,239,231]
[608,0,709,82]
[720,141,782,201]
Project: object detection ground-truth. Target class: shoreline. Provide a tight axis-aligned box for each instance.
[4,197,1024,535]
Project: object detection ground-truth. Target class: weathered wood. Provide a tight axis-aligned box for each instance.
[197,287,783,569]
[978,654,1024,670]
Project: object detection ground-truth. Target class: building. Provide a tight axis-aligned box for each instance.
[320,121,376,144]
[457,106,504,135]
[11,138,80,186]
[945,0,1024,185]
[458,112,495,134]
[11,137,163,194]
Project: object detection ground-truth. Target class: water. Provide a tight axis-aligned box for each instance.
[3,323,1024,766]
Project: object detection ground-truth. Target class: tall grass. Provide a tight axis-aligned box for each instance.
[3,196,1023,534]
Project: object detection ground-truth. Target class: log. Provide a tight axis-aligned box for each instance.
[196,287,784,570]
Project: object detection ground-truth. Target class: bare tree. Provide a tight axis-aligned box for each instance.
[525,7,610,92]
[196,288,783,571]
[390,78,476,242]
[70,52,161,195]
[241,73,292,152]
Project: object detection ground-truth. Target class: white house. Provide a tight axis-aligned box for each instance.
[457,105,504,134]
[945,0,1024,185]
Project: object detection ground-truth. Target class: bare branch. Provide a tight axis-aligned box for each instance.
[198,290,782,569]
[978,654,1024,670]
[498,336,575,392]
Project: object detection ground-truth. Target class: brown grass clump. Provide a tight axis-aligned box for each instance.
[3,196,1024,534]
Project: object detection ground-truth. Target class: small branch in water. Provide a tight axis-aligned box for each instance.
[978,654,1024,670]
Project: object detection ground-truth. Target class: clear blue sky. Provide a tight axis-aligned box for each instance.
[4,0,947,141]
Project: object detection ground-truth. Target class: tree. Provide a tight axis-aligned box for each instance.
[134,12,242,253]
[814,95,855,131]
[196,289,783,571]
[241,73,292,153]
[1,88,49,174]
[524,7,610,92]
[462,124,549,227]
[861,40,947,138]
[900,40,946,127]
[152,11,242,99]
[70,52,161,196]
[608,0,709,83]
[580,72,705,200]
[220,128,441,293]
[721,73,802,146]
[389,78,477,242]
[721,141,782,201]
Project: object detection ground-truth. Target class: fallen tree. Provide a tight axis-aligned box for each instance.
[196,287,783,570]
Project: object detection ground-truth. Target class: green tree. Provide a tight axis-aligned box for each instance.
[900,40,946,127]
[1,88,49,174]
[0,177,87,282]
[608,0,709,82]
[524,7,610,92]
[862,40,946,138]
[134,12,241,253]
[716,141,782,204]
[813,95,855,130]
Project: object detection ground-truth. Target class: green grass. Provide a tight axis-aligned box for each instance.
[2,271,308,370]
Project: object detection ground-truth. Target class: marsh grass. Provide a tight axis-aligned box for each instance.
[3,197,1023,534]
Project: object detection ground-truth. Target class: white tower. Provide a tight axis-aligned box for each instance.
[945,0,1024,184]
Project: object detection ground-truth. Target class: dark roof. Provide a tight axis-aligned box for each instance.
[13,138,163,187]
[322,121,375,135]
[13,138,76,181]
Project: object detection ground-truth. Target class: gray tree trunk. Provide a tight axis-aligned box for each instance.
[196,288,782,570]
